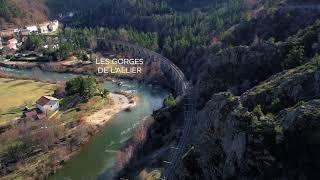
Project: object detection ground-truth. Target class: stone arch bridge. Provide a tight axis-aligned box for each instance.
[96,38,196,180]
[96,39,189,96]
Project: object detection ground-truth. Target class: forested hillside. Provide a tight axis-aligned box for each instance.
[65,0,252,75]
[0,0,47,29]
[0,0,107,28]
[0,0,250,72]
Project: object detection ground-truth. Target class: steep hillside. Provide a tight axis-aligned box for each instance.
[0,0,47,29]
[0,0,107,28]
[44,0,106,16]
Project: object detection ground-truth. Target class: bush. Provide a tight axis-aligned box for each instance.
[77,50,89,61]
[6,140,32,163]
[5,54,15,60]
[274,125,283,135]
[249,115,261,129]
[282,45,305,69]
[23,33,46,51]
[102,89,110,97]
[252,105,264,118]
[163,94,176,107]
[270,98,281,113]
[267,37,276,44]
[311,53,320,66]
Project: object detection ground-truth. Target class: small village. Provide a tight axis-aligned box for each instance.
[0,20,59,53]
[0,20,61,122]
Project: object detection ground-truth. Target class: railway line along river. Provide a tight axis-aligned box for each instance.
[0,67,169,180]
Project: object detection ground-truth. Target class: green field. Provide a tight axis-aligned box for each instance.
[0,78,57,124]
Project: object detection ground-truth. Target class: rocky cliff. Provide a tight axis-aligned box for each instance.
[177,63,320,179]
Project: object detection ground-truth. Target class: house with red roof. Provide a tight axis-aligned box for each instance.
[36,96,60,113]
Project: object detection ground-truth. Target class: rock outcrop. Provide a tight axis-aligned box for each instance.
[241,64,320,112]
[176,63,320,180]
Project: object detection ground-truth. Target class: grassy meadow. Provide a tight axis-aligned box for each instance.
[0,78,57,124]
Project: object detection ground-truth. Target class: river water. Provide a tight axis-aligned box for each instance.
[0,67,169,180]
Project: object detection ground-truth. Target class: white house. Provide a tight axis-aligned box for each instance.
[36,96,60,113]
[39,23,50,34]
[7,38,17,44]
[48,20,59,32]
[20,29,30,36]
[25,25,38,33]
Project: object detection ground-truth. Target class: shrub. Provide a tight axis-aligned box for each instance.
[311,53,320,66]
[226,94,237,103]
[6,140,32,163]
[102,89,110,97]
[282,45,305,69]
[267,37,276,44]
[252,105,264,118]
[270,98,281,113]
[163,94,176,107]
[23,33,46,51]
[249,115,261,129]
[274,125,283,136]
[5,54,15,60]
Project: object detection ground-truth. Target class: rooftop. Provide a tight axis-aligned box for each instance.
[36,96,59,106]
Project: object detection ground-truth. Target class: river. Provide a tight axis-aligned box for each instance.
[0,67,169,180]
